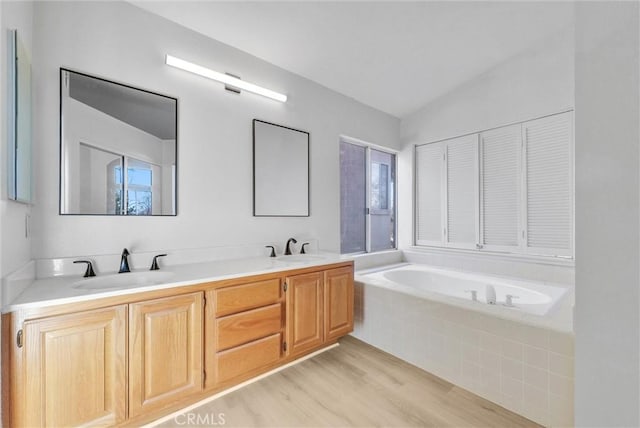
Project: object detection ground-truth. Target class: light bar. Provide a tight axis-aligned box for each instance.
[166,55,287,103]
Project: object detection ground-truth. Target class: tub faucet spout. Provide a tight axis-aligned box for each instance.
[485,284,496,305]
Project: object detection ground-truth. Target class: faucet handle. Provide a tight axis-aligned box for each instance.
[504,294,519,307]
[150,254,167,271]
[74,260,96,278]
[464,289,478,302]
[265,246,276,258]
[300,243,310,254]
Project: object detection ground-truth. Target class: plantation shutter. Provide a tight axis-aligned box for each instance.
[415,143,444,244]
[479,124,521,249]
[445,135,478,247]
[523,112,573,256]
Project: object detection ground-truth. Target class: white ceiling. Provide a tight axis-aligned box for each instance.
[134,1,574,118]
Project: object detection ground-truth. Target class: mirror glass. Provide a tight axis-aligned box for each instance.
[253,120,309,217]
[60,69,177,215]
[7,29,32,203]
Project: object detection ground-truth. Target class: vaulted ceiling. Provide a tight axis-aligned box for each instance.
[134,1,574,118]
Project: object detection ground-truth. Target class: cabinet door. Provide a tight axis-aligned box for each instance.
[23,305,127,427]
[129,292,203,417]
[286,272,324,356]
[324,267,354,342]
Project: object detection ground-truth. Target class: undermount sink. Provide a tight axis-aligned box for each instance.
[73,271,175,290]
[276,255,326,263]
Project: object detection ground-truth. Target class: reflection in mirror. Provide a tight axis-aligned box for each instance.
[7,29,32,203]
[60,69,177,215]
[253,120,309,217]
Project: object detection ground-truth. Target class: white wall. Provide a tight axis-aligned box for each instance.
[0,1,33,282]
[574,2,640,426]
[30,1,399,259]
[398,28,574,252]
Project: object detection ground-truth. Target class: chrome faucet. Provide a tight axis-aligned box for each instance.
[284,238,297,255]
[119,248,131,273]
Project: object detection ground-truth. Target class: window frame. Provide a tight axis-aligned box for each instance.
[340,135,398,255]
[413,110,574,260]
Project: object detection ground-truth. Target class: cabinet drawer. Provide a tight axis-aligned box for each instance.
[216,334,282,383]
[215,278,282,316]
[216,303,282,351]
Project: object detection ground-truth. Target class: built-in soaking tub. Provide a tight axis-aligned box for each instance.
[352,263,574,427]
[365,263,568,317]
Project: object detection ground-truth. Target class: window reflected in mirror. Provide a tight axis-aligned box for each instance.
[60,69,177,215]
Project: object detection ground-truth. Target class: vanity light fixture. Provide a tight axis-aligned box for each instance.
[165,55,287,103]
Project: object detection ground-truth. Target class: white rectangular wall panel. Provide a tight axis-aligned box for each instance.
[524,112,573,255]
[415,143,443,244]
[480,124,521,249]
[446,135,478,246]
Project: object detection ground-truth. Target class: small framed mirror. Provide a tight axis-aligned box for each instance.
[7,29,32,203]
[60,69,177,215]
[253,120,309,217]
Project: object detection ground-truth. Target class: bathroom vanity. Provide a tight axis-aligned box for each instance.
[1,258,354,427]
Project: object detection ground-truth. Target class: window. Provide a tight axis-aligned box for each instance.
[340,139,396,254]
[110,156,157,216]
[415,111,573,258]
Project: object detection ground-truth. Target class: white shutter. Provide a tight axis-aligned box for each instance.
[523,112,573,256]
[446,135,478,247]
[415,143,444,244]
[480,124,522,249]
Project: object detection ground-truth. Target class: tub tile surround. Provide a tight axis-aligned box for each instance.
[353,280,575,427]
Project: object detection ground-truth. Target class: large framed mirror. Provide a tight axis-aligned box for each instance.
[253,119,309,217]
[60,69,177,215]
[7,29,32,203]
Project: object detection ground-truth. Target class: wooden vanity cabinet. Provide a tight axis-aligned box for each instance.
[286,272,325,356]
[324,266,355,342]
[4,261,353,427]
[207,277,285,387]
[286,266,354,357]
[129,292,203,418]
[21,305,127,427]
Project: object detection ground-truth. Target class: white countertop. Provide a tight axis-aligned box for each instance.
[4,253,348,313]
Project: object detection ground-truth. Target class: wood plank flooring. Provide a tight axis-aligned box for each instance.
[155,336,540,427]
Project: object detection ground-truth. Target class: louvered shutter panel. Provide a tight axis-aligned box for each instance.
[446,135,478,246]
[480,124,521,249]
[415,143,443,244]
[524,112,573,256]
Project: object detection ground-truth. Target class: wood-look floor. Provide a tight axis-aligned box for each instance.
[155,336,540,428]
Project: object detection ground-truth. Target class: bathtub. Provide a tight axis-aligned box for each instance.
[352,262,574,426]
[363,263,568,317]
